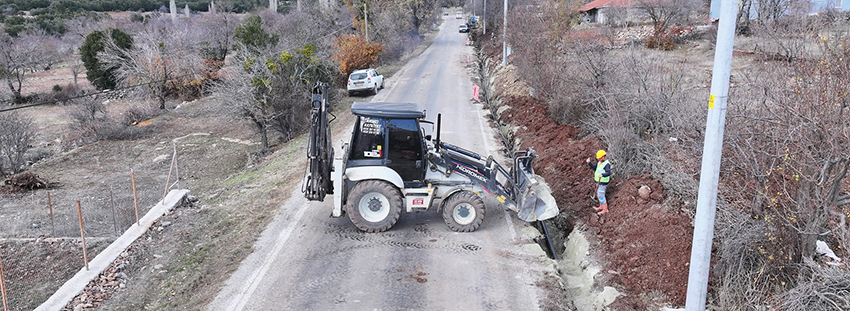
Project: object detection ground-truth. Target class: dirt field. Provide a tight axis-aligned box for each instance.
[0,81,310,310]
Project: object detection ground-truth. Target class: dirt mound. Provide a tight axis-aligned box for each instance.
[493,89,692,308]
[592,176,692,309]
[0,172,49,194]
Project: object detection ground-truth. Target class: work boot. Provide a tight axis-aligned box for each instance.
[597,203,608,215]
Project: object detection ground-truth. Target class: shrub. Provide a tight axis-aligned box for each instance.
[0,112,36,175]
[332,34,384,78]
[780,263,850,310]
[68,98,156,143]
[80,28,133,90]
[121,103,160,125]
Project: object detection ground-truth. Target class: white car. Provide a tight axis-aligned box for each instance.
[456,12,463,19]
[347,68,384,96]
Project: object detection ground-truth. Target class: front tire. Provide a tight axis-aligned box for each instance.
[442,191,485,232]
[346,180,402,232]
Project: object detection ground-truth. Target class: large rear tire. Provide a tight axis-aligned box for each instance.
[442,191,485,232]
[346,180,402,232]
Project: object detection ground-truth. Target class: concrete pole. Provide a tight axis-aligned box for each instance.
[501,0,507,66]
[483,0,487,35]
[170,0,177,22]
[684,0,738,309]
[365,2,369,42]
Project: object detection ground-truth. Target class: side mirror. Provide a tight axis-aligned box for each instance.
[425,134,432,141]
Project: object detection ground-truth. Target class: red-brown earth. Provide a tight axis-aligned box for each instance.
[479,40,694,309]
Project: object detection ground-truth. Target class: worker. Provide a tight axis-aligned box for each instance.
[586,150,611,215]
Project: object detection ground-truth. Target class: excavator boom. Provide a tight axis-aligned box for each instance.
[302,82,335,201]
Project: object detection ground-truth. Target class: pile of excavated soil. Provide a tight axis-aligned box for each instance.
[0,172,50,194]
[500,93,692,309]
[479,37,693,308]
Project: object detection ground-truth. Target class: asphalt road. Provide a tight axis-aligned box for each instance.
[208,16,558,311]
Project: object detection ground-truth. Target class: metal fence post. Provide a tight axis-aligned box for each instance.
[0,250,8,311]
[76,201,89,271]
[163,151,176,201]
[48,191,55,237]
[110,186,118,236]
[132,169,139,225]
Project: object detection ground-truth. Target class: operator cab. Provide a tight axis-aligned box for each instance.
[349,102,429,187]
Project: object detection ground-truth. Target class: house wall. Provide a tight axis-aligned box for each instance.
[598,7,652,25]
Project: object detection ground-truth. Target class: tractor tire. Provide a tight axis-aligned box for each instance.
[442,191,485,232]
[346,180,403,232]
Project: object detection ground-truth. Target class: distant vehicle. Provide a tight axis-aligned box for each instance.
[456,12,462,19]
[347,68,384,96]
[459,24,469,33]
[443,12,449,16]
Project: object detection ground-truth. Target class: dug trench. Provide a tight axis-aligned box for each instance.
[473,40,695,310]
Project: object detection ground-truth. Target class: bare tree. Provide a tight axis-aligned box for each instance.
[100,18,204,109]
[0,112,36,175]
[214,12,337,151]
[634,0,701,29]
[0,32,60,103]
[404,0,439,37]
[725,33,850,265]
[196,8,240,62]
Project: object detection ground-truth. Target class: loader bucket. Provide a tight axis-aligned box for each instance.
[513,155,559,222]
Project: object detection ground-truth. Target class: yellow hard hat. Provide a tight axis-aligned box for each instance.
[596,150,607,159]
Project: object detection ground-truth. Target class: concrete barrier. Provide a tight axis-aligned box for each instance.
[35,189,190,311]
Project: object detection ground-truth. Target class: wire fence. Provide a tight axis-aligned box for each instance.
[0,150,182,311]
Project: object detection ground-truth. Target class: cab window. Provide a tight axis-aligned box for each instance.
[350,116,386,160]
[387,119,422,162]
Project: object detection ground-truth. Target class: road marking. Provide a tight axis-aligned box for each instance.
[226,189,311,311]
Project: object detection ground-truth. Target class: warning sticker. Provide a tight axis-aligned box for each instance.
[361,117,382,135]
[708,94,715,109]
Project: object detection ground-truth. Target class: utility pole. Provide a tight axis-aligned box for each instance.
[483,0,487,35]
[501,0,507,66]
[170,0,177,22]
[684,0,738,309]
[364,1,369,42]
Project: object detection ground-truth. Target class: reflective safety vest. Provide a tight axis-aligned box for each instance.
[594,160,610,183]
